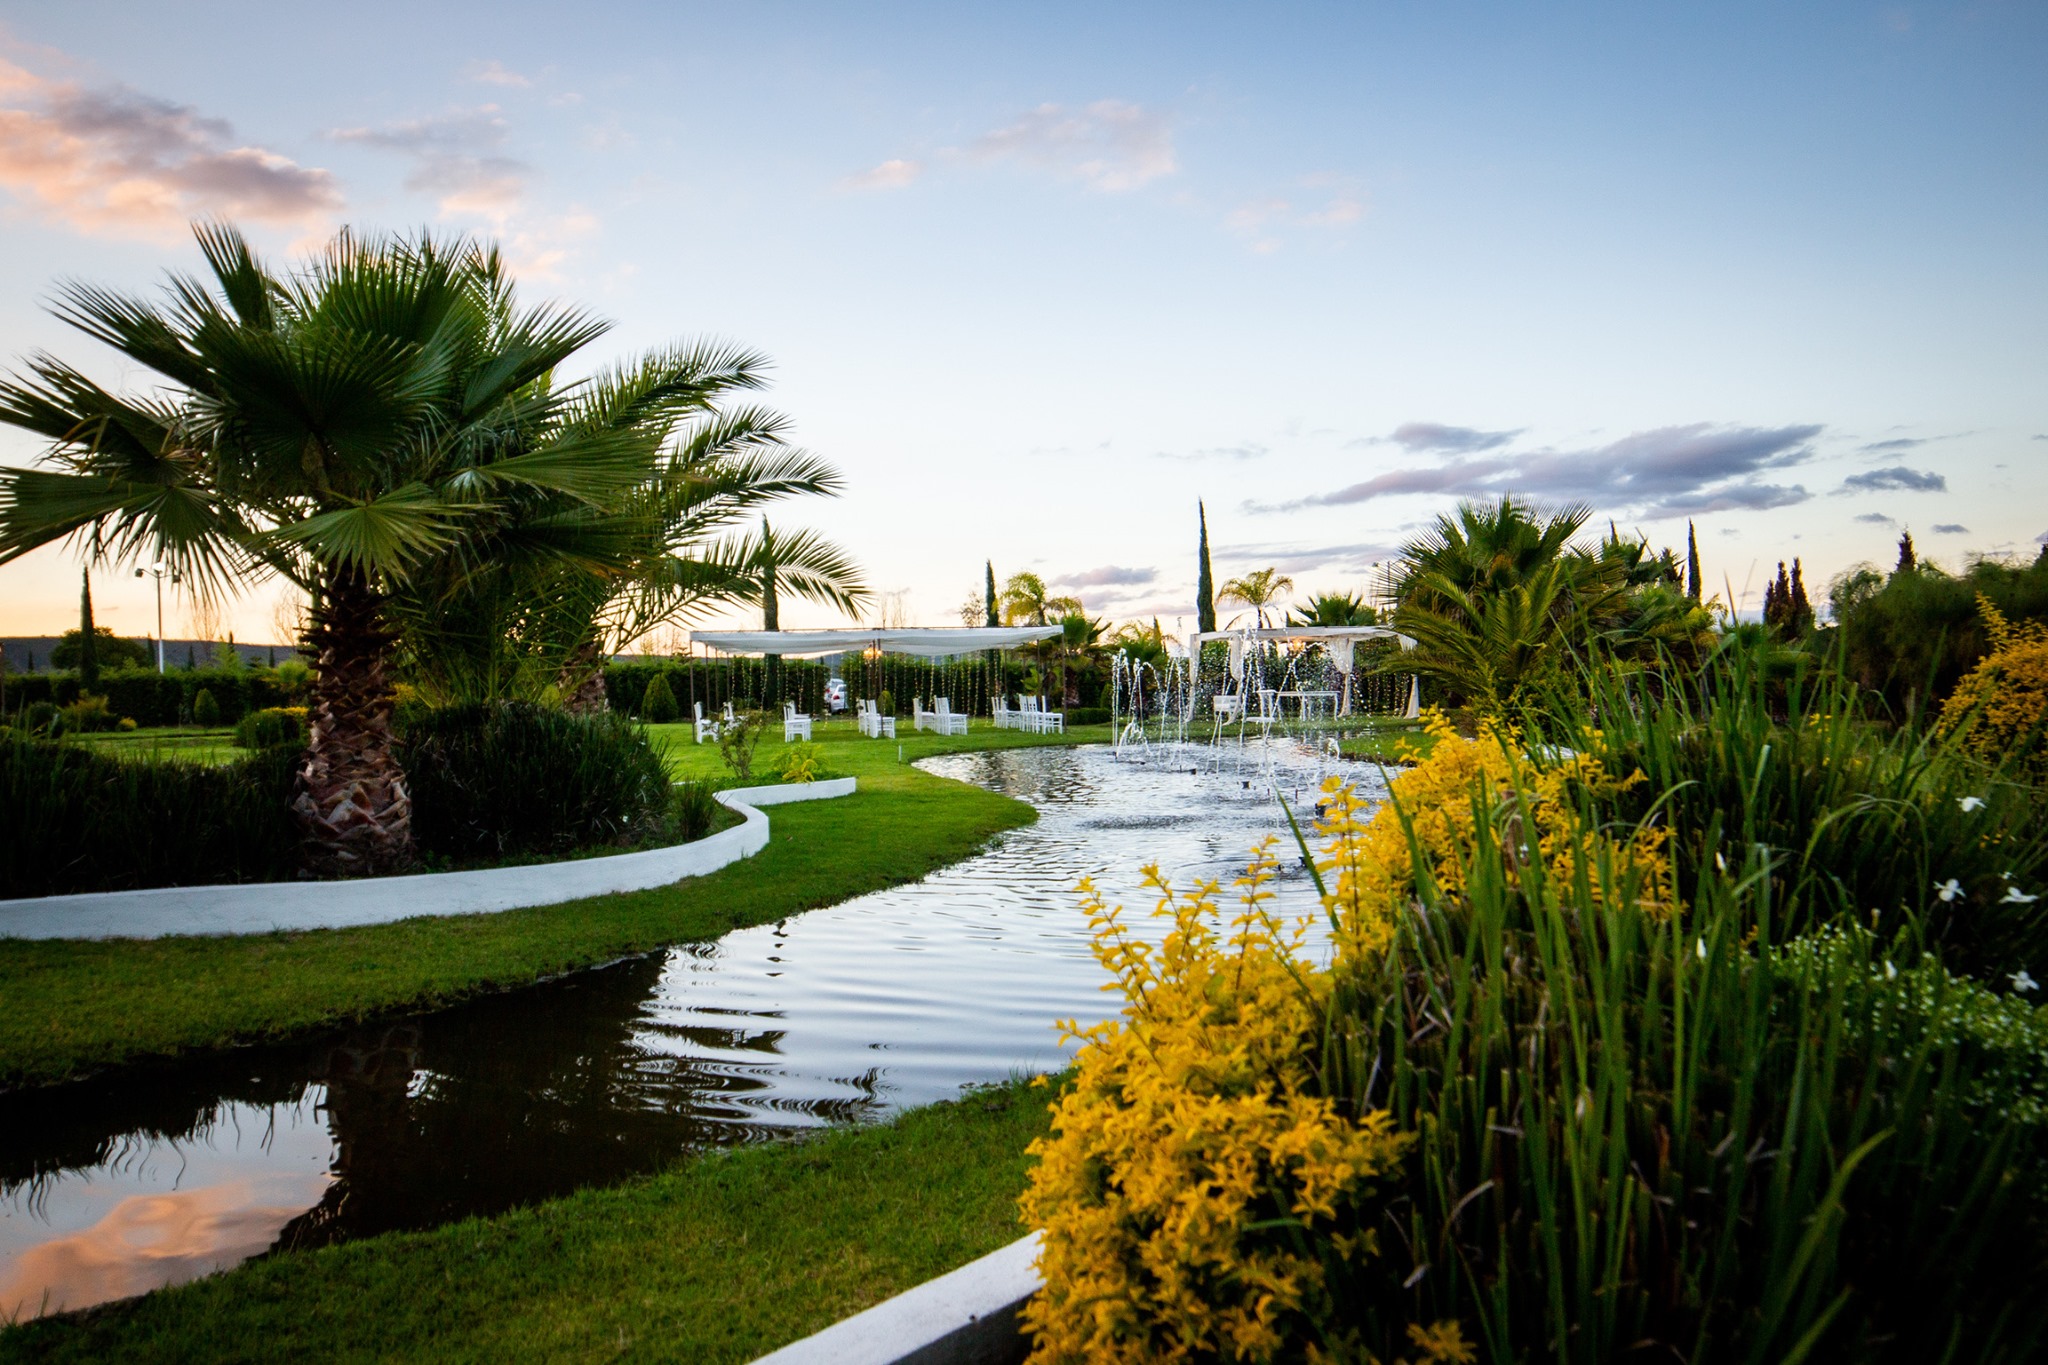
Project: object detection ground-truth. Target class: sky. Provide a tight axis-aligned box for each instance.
[0,0,2041,646]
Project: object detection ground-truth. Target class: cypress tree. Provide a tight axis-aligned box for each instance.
[1685,521,1702,602]
[78,566,99,691]
[1896,531,1917,575]
[1789,558,1812,636]
[984,561,999,628]
[1196,501,1216,634]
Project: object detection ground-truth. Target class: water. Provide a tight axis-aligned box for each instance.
[0,742,1386,1320]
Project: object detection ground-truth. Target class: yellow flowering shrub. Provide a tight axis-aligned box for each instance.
[1021,712,1668,1361]
[1940,595,2048,779]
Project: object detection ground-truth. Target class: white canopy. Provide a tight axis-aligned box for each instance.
[1188,625,1414,678]
[689,626,1062,658]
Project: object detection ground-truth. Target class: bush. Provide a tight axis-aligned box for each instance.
[670,779,724,843]
[640,672,680,723]
[398,702,674,860]
[1065,706,1110,726]
[716,709,768,782]
[1940,595,2048,782]
[191,687,220,727]
[0,734,298,896]
[21,700,59,736]
[234,706,308,751]
[58,694,121,733]
[777,741,823,783]
[1024,720,2048,1362]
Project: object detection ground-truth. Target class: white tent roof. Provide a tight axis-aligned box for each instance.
[1188,625,1414,650]
[689,626,1062,658]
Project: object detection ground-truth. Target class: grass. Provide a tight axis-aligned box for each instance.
[67,726,240,765]
[0,722,1108,1090]
[1335,721,1434,765]
[0,1076,1056,1363]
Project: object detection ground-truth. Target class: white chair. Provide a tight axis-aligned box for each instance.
[1249,688,1281,730]
[993,698,1016,730]
[933,696,969,736]
[1212,692,1244,723]
[858,698,896,738]
[722,700,737,726]
[693,701,720,745]
[783,700,812,742]
[1020,695,1061,734]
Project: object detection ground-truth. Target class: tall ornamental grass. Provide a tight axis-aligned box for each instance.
[1024,697,2048,1362]
[0,733,297,896]
[397,702,676,860]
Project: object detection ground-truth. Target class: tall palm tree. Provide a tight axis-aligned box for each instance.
[1287,591,1376,627]
[1217,567,1295,628]
[999,571,1082,627]
[1397,496,1589,610]
[0,224,667,875]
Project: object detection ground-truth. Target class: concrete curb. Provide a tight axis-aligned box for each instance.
[751,1232,1040,1365]
[0,778,857,941]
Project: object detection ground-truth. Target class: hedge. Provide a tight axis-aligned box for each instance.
[0,668,301,726]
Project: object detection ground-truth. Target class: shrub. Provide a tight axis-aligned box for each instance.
[398,702,673,860]
[777,741,823,783]
[641,671,680,723]
[716,709,768,782]
[0,734,297,896]
[58,693,120,733]
[1940,595,2048,782]
[670,779,724,843]
[1024,711,2048,1362]
[234,706,308,751]
[1064,706,1110,726]
[191,687,220,727]
[21,700,59,736]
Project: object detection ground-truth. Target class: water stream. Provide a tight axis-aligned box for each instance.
[0,741,1387,1320]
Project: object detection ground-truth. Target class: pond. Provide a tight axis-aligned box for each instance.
[0,741,1388,1320]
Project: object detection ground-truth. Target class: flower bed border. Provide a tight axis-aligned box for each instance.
[0,778,856,941]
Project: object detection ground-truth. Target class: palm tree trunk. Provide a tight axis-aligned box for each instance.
[293,565,413,877]
[557,638,611,715]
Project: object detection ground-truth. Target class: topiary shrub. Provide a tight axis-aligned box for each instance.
[191,687,220,727]
[398,701,673,860]
[641,672,680,723]
[234,706,308,751]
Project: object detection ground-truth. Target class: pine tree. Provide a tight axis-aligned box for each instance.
[984,561,999,629]
[1789,558,1812,637]
[78,567,99,691]
[1896,531,1917,575]
[1196,501,1216,634]
[1685,521,1702,602]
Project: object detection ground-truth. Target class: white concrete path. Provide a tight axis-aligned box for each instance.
[0,778,856,941]
[750,1232,1040,1365]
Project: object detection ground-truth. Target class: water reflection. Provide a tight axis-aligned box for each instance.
[0,742,1380,1318]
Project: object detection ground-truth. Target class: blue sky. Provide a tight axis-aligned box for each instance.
[0,1,2041,643]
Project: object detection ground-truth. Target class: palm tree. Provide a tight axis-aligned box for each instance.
[1397,496,1589,609]
[1287,591,1376,627]
[1217,567,1295,628]
[999,571,1082,627]
[0,224,669,875]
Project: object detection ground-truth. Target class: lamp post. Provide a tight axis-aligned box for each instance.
[133,562,177,674]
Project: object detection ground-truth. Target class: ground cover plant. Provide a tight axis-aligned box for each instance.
[0,722,1106,1089]
[1023,682,2048,1361]
[0,1078,1052,1364]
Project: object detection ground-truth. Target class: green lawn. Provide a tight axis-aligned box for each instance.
[68,726,241,765]
[0,722,1108,1089]
[0,1076,1056,1364]
[1336,722,1435,766]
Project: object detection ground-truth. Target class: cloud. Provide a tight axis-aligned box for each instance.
[1053,565,1157,588]
[1156,442,1268,462]
[467,60,531,88]
[0,55,339,239]
[1257,422,1822,520]
[1219,538,1403,575]
[1859,437,1922,452]
[330,107,525,221]
[1932,523,1970,534]
[1840,465,1946,493]
[1854,512,1897,525]
[1221,179,1366,252]
[968,100,1174,192]
[1386,422,1521,454]
[839,157,921,192]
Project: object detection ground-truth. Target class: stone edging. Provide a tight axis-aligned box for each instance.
[0,778,857,942]
[749,1231,1040,1365]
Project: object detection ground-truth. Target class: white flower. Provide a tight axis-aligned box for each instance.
[2001,886,2040,905]
[1937,878,1964,903]
[1959,795,1987,812]
[1715,851,1727,873]
[2012,970,2040,994]
[1885,960,1898,980]
[1696,938,1708,961]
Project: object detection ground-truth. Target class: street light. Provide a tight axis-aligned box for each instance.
[133,562,178,674]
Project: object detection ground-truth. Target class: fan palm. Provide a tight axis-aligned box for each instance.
[1217,567,1295,628]
[1287,591,1376,627]
[0,224,667,875]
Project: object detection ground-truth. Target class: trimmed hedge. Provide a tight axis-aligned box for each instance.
[0,667,303,726]
[0,734,298,896]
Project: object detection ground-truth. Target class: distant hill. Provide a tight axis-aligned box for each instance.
[0,638,293,674]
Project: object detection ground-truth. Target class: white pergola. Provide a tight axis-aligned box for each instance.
[688,626,1062,657]
[1187,625,1419,718]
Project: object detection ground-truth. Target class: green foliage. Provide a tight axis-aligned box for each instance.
[191,686,220,727]
[21,700,59,736]
[1196,500,1216,634]
[0,733,297,896]
[1831,552,2048,720]
[1287,591,1376,627]
[640,671,680,723]
[233,706,308,751]
[777,741,824,783]
[669,778,725,842]
[1065,706,1111,726]
[717,709,768,781]
[58,693,120,733]
[48,627,148,672]
[399,703,674,860]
